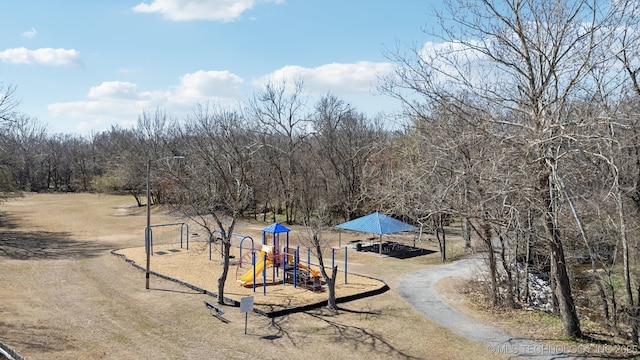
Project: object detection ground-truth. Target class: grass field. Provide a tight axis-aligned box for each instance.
[0,193,514,359]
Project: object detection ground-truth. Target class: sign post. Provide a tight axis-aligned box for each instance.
[240,296,254,335]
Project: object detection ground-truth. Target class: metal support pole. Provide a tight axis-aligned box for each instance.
[293,248,298,288]
[185,224,189,250]
[252,250,256,293]
[263,252,267,296]
[145,159,151,290]
[332,247,335,271]
[282,249,287,286]
[143,155,183,290]
[344,246,348,284]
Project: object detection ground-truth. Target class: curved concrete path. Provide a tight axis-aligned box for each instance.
[398,257,581,359]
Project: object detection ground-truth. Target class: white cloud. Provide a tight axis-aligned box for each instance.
[48,69,244,133]
[132,0,283,22]
[49,85,158,132]
[47,63,398,134]
[0,47,81,67]
[254,61,395,95]
[173,70,243,101]
[22,27,37,38]
[75,118,115,134]
[87,81,141,100]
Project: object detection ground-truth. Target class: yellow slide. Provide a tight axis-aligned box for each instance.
[297,263,321,278]
[238,258,272,286]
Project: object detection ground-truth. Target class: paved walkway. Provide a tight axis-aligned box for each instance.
[397,257,581,359]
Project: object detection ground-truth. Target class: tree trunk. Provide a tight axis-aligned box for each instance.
[314,233,337,310]
[541,167,582,338]
[462,216,471,250]
[435,215,446,263]
[547,235,581,338]
[609,274,618,330]
[497,229,515,308]
[326,266,338,310]
[217,237,232,305]
[617,189,638,343]
[483,222,498,306]
[549,252,559,315]
[130,190,143,207]
[262,201,268,222]
[523,224,531,304]
[539,157,582,338]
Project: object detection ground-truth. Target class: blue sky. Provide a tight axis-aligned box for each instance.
[1,1,438,134]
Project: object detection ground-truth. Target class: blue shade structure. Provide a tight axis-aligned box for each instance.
[262,222,291,234]
[262,222,291,253]
[335,212,418,256]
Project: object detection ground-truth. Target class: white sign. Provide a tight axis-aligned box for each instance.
[240,296,254,313]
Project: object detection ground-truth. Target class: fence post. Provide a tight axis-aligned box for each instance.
[263,252,267,296]
[332,247,335,271]
[344,246,348,284]
[252,250,256,293]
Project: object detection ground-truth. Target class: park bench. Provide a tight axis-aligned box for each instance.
[204,300,229,323]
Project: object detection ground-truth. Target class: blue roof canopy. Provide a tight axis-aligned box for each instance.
[335,212,418,235]
[261,222,291,251]
[262,222,290,234]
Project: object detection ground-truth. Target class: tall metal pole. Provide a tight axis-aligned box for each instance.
[144,155,183,290]
[145,159,151,289]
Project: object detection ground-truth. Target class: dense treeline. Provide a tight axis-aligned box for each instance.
[0,84,387,224]
[4,0,640,344]
[377,0,640,343]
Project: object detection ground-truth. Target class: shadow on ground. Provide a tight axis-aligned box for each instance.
[355,240,435,259]
[0,321,74,355]
[303,308,423,360]
[0,212,111,260]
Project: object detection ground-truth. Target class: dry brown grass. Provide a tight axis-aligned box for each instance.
[0,193,514,359]
[437,277,640,358]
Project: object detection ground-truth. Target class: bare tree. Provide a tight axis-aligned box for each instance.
[168,105,255,305]
[246,79,309,224]
[2,114,48,191]
[135,109,175,204]
[311,94,382,220]
[299,203,338,310]
[381,0,623,338]
[103,126,148,205]
[0,83,20,126]
[0,83,21,194]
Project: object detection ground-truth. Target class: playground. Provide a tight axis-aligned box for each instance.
[114,224,389,315]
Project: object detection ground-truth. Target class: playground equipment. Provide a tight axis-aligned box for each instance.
[207,230,254,261]
[285,262,322,291]
[235,222,324,293]
[147,222,189,255]
[236,245,323,292]
[237,246,274,286]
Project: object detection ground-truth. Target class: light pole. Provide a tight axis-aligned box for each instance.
[146,155,185,290]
